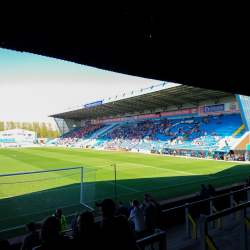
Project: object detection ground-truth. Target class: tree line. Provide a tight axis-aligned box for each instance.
[0,121,61,138]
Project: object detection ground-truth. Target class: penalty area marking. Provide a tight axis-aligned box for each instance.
[117,163,198,176]
[0,155,16,160]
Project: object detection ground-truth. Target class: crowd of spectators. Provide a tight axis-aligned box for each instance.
[55,124,104,145]
[196,184,216,199]
[96,138,139,150]
[2,192,163,250]
[106,118,172,141]
[226,153,247,161]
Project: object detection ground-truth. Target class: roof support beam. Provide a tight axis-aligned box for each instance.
[138,95,180,108]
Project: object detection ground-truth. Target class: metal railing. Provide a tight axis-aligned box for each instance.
[200,201,250,250]
[136,229,166,250]
[162,187,250,239]
[59,228,167,250]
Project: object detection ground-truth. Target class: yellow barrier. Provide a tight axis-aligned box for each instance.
[245,217,250,228]
[182,118,207,142]
[206,234,219,250]
[188,213,197,239]
[233,200,240,219]
[213,206,221,228]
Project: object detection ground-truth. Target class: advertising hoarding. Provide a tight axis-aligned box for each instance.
[124,116,133,122]
[97,117,124,123]
[84,100,103,108]
[199,102,239,115]
[160,108,198,117]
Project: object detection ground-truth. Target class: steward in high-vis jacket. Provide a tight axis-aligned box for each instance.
[53,209,67,232]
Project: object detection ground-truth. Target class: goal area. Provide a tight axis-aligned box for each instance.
[0,167,96,236]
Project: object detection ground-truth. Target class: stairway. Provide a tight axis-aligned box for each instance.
[182,118,207,142]
[232,124,245,137]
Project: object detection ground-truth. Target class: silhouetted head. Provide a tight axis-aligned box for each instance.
[39,216,61,240]
[77,211,94,232]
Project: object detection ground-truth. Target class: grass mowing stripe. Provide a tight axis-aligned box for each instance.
[120,163,198,176]
[2,147,250,239]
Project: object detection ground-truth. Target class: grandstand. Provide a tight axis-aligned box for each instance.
[49,83,250,156]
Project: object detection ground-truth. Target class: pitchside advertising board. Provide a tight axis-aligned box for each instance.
[199,102,239,115]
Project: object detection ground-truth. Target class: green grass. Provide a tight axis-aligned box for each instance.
[0,147,250,239]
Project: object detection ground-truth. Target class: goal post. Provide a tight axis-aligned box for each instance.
[0,166,96,236]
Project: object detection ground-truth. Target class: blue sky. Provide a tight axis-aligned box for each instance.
[0,48,165,126]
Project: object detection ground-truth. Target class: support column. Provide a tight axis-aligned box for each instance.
[200,214,208,250]
[230,191,235,221]
[209,198,215,228]
[185,203,190,238]
[240,208,247,250]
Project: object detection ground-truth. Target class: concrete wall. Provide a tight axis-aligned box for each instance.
[235,133,250,149]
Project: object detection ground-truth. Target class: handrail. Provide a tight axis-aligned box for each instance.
[162,186,249,214]
[200,201,250,250]
[205,201,250,222]
[136,230,166,250]
[212,206,221,228]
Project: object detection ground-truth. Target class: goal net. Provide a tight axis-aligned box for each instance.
[0,167,96,235]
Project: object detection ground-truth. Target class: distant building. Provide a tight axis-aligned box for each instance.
[0,129,37,146]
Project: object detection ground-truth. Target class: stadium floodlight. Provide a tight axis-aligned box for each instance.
[0,167,96,234]
[73,124,76,128]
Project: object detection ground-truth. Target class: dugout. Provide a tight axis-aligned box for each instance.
[227,149,250,161]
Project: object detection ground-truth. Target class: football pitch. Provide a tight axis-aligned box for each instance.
[0,147,250,238]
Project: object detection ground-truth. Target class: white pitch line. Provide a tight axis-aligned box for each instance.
[94,163,127,168]
[104,181,139,192]
[0,155,16,160]
[118,163,198,176]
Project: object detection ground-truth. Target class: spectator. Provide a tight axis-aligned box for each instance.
[0,240,9,250]
[244,180,248,189]
[72,211,101,249]
[128,199,147,240]
[53,209,67,233]
[0,232,10,250]
[117,201,129,218]
[140,193,149,211]
[247,176,250,187]
[33,216,70,250]
[207,184,216,197]
[128,200,134,215]
[71,212,80,237]
[143,198,157,236]
[96,198,138,250]
[149,198,163,230]
[21,222,41,250]
[197,184,210,199]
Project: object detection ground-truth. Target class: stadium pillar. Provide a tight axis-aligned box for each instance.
[114,164,117,209]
